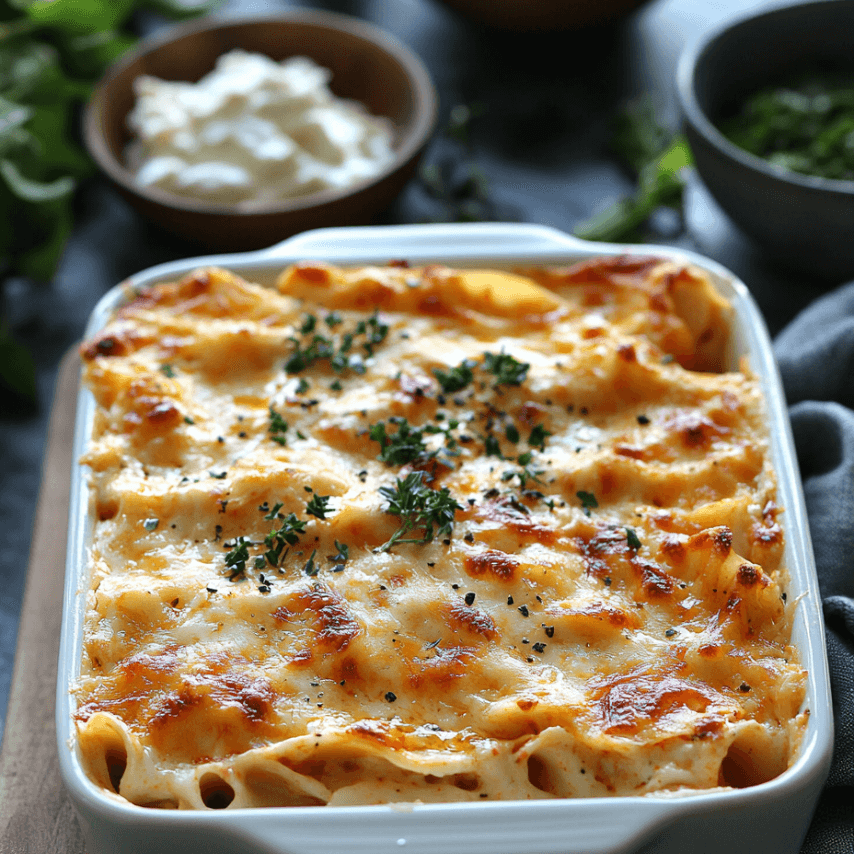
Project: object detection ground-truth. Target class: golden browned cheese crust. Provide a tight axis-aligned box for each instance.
[75,257,806,809]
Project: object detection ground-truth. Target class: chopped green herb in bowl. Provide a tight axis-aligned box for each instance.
[722,73,854,182]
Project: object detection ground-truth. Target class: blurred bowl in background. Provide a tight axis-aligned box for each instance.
[436,0,650,32]
[677,0,854,281]
[83,11,438,250]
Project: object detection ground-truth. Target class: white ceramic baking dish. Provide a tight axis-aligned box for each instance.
[58,222,833,854]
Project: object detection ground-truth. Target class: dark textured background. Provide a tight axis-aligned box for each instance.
[1,0,851,848]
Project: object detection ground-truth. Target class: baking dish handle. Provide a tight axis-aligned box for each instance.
[261,222,595,263]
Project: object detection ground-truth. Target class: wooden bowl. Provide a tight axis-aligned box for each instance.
[83,11,438,250]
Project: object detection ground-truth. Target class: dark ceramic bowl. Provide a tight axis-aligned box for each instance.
[84,11,438,251]
[677,0,854,281]
[436,0,649,31]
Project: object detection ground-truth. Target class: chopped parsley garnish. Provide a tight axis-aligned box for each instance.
[483,434,504,458]
[330,540,349,566]
[505,423,520,443]
[143,518,159,532]
[626,527,642,550]
[357,312,390,356]
[305,493,333,520]
[285,333,334,374]
[722,73,854,181]
[482,351,529,386]
[303,549,319,576]
[577,490,598,515]
[528,424,552,451]
[285,310,388,376]
[225,537,251,579]
[295,377,310,394]
[377,471,462,552]
[370,418,430,466]
[501,449,544,489]
[160,363,176,378]
[433,358,475,393]
[209,471,227,479]
[268,406,289,445]
[183,416,195,425]
[264,510,307,567]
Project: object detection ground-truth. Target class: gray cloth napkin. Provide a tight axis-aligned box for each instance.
[774,284,854,851]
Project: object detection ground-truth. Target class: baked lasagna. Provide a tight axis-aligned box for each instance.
[75,256,807,809]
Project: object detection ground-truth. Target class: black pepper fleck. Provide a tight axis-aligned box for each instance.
[464,592,475,606]
[385,692,397,702]
[518,605,529,617]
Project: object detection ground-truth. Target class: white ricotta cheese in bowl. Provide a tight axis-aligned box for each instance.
[125,50,397,205]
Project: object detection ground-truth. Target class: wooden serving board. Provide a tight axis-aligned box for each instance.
[0,348,87,853]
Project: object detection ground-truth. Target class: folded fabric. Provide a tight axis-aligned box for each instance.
[774,282,854,851]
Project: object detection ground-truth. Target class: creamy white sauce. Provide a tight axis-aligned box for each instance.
[126,50,396,204]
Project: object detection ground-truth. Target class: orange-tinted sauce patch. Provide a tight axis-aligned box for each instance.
[663,410,729,450]
[480,497,555,544]
[406,645,476,688]
[592,670,723,735]
[444,602,498,641]
[464,549,519,582]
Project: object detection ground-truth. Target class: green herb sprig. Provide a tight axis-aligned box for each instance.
[574,99,693,243]
[285,310,389,376]
[377,471,461,552]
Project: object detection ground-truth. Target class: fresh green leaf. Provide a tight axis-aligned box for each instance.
[139,0,221,20]
[0,320,36,401]
[19,0,136,36]
[0,158,73,200]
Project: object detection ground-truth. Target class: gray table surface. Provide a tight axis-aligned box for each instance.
[0,0,836,742]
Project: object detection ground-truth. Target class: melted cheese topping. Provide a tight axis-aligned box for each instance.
[75,256,806,810]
